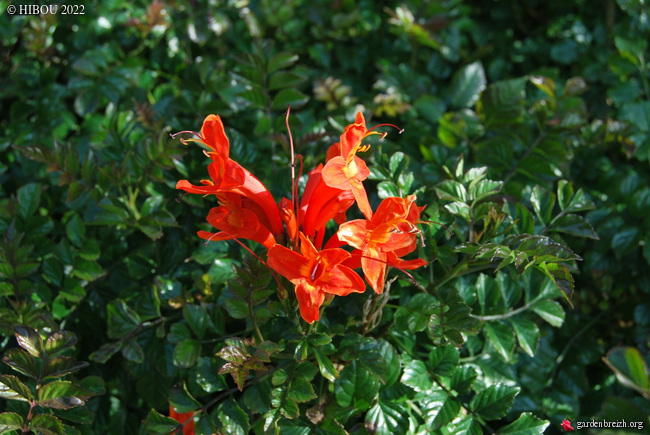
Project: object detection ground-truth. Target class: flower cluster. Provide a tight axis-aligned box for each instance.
[176,112,427,323]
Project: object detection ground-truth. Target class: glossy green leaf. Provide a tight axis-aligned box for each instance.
[17,183,41,219]
[550,214,599,239]
[267,52,299,73]
[217,398,250,435]
[43,356,89,379]
[173,339,201,369]
[120,337,145,363]
[29,414,65,435]
[288,376,317,403]
[469,179,503,204]
[509,317,540,357]
[106,299,141,339]
[378,340,401,388]
[365,400,410,435]
[428,345,459,377]
[271,89,309,110]
[394,293,440,333]
[531,300,565,327]
[2,348,38,379]
[170,383,202,413]
[313,347,338,382]
[449,61,487,108]
[529,76,556,98]
[142,409,181,434]
[434,180,467,202]
[38,381,91,409]
[269,71,307,90]
[401,359,432,392]
[334,360,379,410]
[0,375,32,402]
[450,365,478,394]
[183,304,207,339]
[479,77,526,124]
[65,214,85,248]
[14,325,43,358]
[0,412,24,432]
[484,321,516,361]
[44,331,78,355]
[89,341,123,364]
[470,384,520,420]
[419,386,461,430]
[496,412,550,434]
[603,346,650,396]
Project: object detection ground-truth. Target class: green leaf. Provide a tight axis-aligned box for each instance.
[65,214,85,248]
[106,299,141,339]
[509,318,540,357]
[530,76,556,98]
[17,183,41,219]
[307,333,331,347]
[378,340,401,388]
[143,409,182,434]
[267,52,299,73]
[530,185,555,225]
[550,214,599,239]
[2,348,38,379]
[449,61,487,108]
[79,375,105,396]
[271,387,300,419]
[365,400,410,435]
[170,383,202,413]
[240,89,267,109]
[469,179,503,204]
[434,180,467,202]
[313,347,338,382]
[44,331,78,355]
[120,337,145,363]
[334,360,379,411]
[29,414,65,435]
[478,77,526,125]
[0,412,24,432]
[450,365,478,394]
[89,341,123,364]
[427,345,459,377]
[531,300,565,327]
[269,71,307,90]
[0,375,32,401]
[470,384,520,420]
[217,398,250,435]
[14,325,43,357]
[484,322,516,361]
[445,201,471,221]
[419,386,461,430]
[401,360,432,392]
[38,381,91,409]
[496,412,550,434]
[43,356,89,379]
[603,347,650,396]
[184,304,207,339]
[173,339,201,368]
[394,293,440,333]
[288,376,317,403]
[271,89,309,110]
[611,228,640,258]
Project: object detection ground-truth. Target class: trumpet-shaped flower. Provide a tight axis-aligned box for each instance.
[337,195,427,293]
[321,112,374,219]
[176,115,284,241]
[197,193,276,248]
[267,233,365,323]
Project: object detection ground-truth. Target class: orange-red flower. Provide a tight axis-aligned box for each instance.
[176,115,284,243]
[197,192,276,248]
[321,112,374,220]
[337,195,427,293]
[169,405,195,435]
[267,233,365,323]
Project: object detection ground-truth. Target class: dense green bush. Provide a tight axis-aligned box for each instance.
[1,0,648,434]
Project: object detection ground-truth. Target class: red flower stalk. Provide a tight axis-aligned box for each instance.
[169,405,195,435]
[267,233,365,323]
[337,195,427,293]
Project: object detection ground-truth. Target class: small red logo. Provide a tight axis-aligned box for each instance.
[561,419,575,431]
